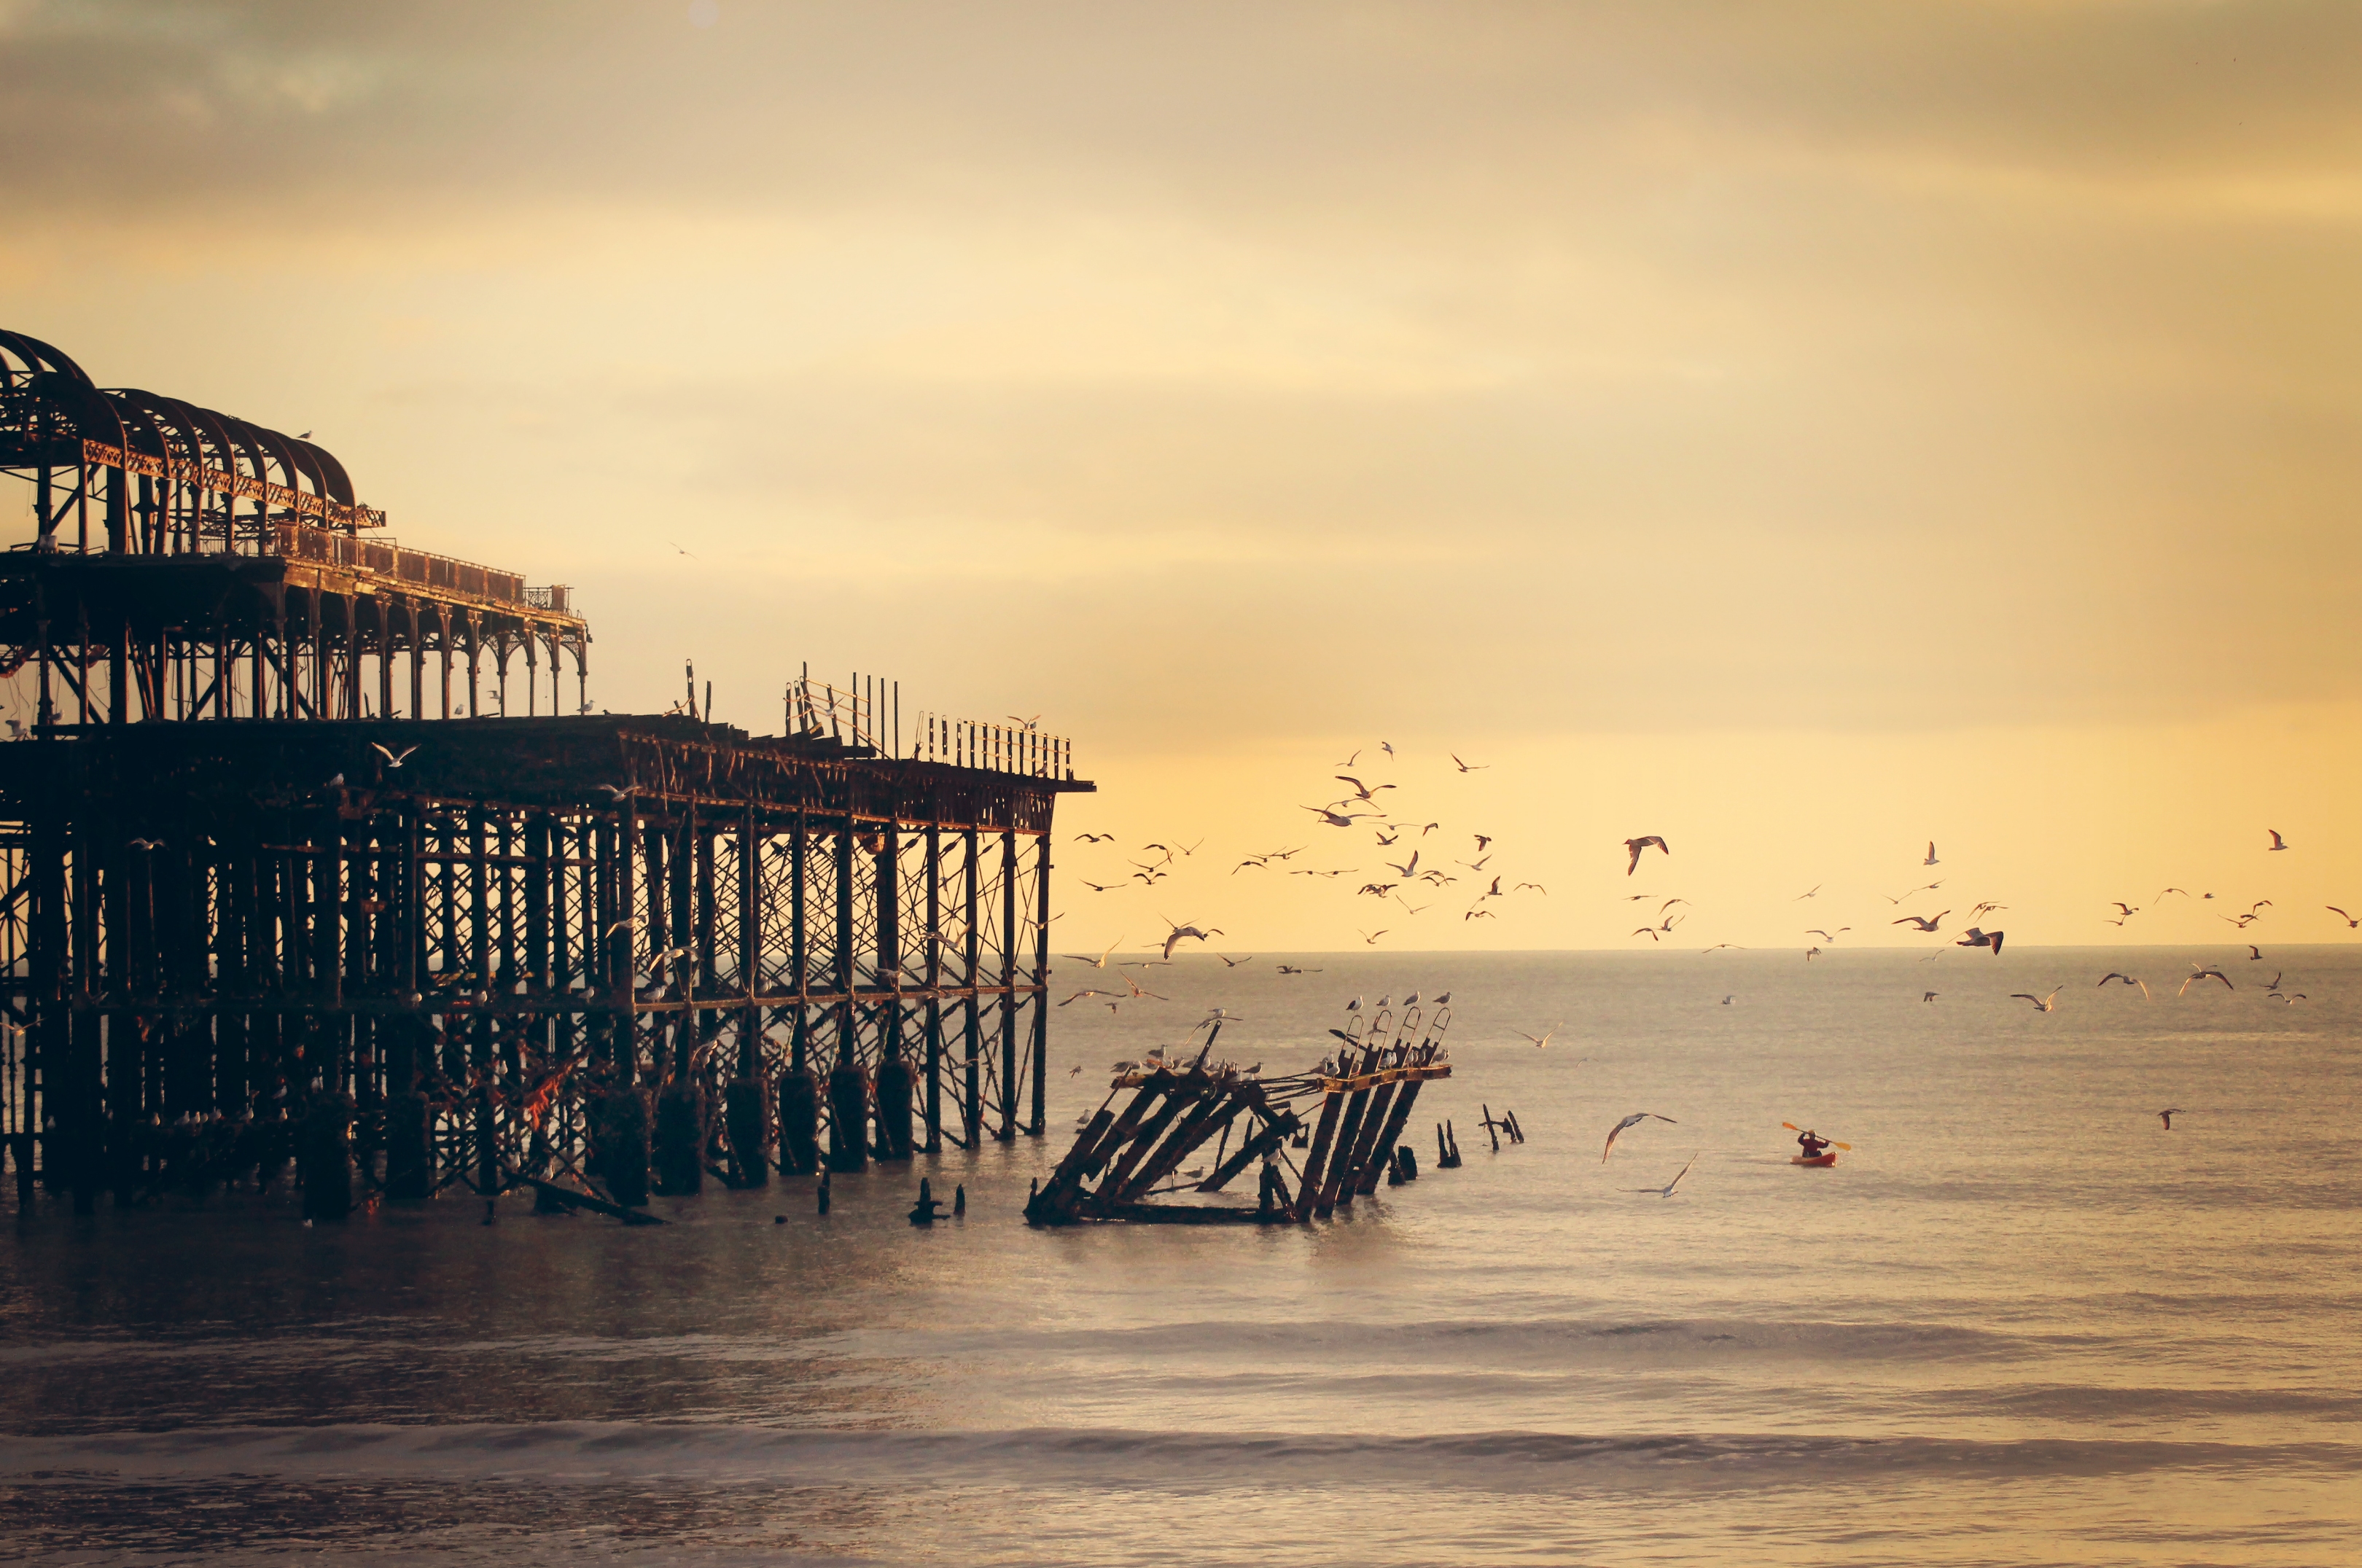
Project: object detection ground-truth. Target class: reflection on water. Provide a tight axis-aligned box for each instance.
[4,949,2357,1564]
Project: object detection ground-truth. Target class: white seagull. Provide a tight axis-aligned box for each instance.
[1625,1153,1699,1198]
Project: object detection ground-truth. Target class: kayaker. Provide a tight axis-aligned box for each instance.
[1796,1129,1831,1161]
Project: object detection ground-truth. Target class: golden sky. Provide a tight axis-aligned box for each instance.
[5,1,2359,951]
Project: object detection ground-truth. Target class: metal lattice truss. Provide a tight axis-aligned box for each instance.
[0,717,1081,1209]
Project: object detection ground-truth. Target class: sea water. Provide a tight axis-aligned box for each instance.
[3,947,2356,1566]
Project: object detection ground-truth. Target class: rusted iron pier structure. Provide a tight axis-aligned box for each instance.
[0,329,1088,1215]
[1026,1000,1450,1225]
[0,329,589,725]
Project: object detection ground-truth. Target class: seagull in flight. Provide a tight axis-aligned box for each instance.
[1061,936,1125,969]
[1625,1153,1698,1198]
[1216,953,1255,967]
[1891,910,1950,933]
[2178,965,2234,996]
[2097,972,2151,999]
[1624,836,1670,875]
[1514,1024,1559,1049]
[2156,1108,2182,1130]
[1968,902,2008,921]
[1922,991,1938,1002]
[1303,805,1375,828]
[2329,905,2360,928]
[1359,929,1389,945]
[1602,1112,1677,1162]
[600,783,640,800]
[1334,775,1395,803]
[1923,841,1939,865]
[2267,828,2290,851]
[1794,884,1821,900]
[1451,753,1489,772]
[371,743,418,768]
[1158,921,1222,959]
[1075,832,1115,843]
[2009,988,2062,1013]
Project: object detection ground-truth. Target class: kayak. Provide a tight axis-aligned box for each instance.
[1790,1152,1839,1167]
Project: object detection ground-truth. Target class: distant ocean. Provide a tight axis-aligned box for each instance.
[5,948,2356,1566]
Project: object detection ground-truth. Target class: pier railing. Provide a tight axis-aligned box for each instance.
[784,669,1072,778]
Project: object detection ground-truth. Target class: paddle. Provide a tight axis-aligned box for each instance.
[1782,1121,1853,1151]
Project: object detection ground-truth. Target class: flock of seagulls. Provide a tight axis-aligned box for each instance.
[1604,825,2340,1018]
[1061,742,1540,983]
[1053,724,2350,1036]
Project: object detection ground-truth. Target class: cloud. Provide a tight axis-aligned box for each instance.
[6,0,2361,749]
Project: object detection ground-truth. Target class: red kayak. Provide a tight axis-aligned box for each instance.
[1790,1152,1839,1167]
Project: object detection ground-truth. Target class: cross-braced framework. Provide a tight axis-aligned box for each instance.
[0,717,1085,1213]
[1,327,590,725]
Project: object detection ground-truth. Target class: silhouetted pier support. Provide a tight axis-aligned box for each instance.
[724,1079,768,1187]
[298,1096,354,1222]
[778,1067,822,1175]
[590,1085,651,1209]
[827,1061,870,1173]
[654,1077,703,1196]
[874,1053,915,1161]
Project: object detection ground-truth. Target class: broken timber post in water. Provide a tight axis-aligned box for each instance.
[1026,1001,1455,1226]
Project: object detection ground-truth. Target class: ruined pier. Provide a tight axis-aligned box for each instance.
[0,328,1089,1214]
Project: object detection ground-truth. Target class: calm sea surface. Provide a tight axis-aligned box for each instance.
[4,947,2357,1567]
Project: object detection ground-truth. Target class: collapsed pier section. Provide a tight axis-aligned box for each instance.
[1026,1001,1452,1225]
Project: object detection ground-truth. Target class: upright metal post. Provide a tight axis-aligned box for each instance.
[997,827,1018,1141]
[923,820,943,1150]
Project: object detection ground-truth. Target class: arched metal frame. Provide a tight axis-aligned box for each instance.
[1,329,591,727]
